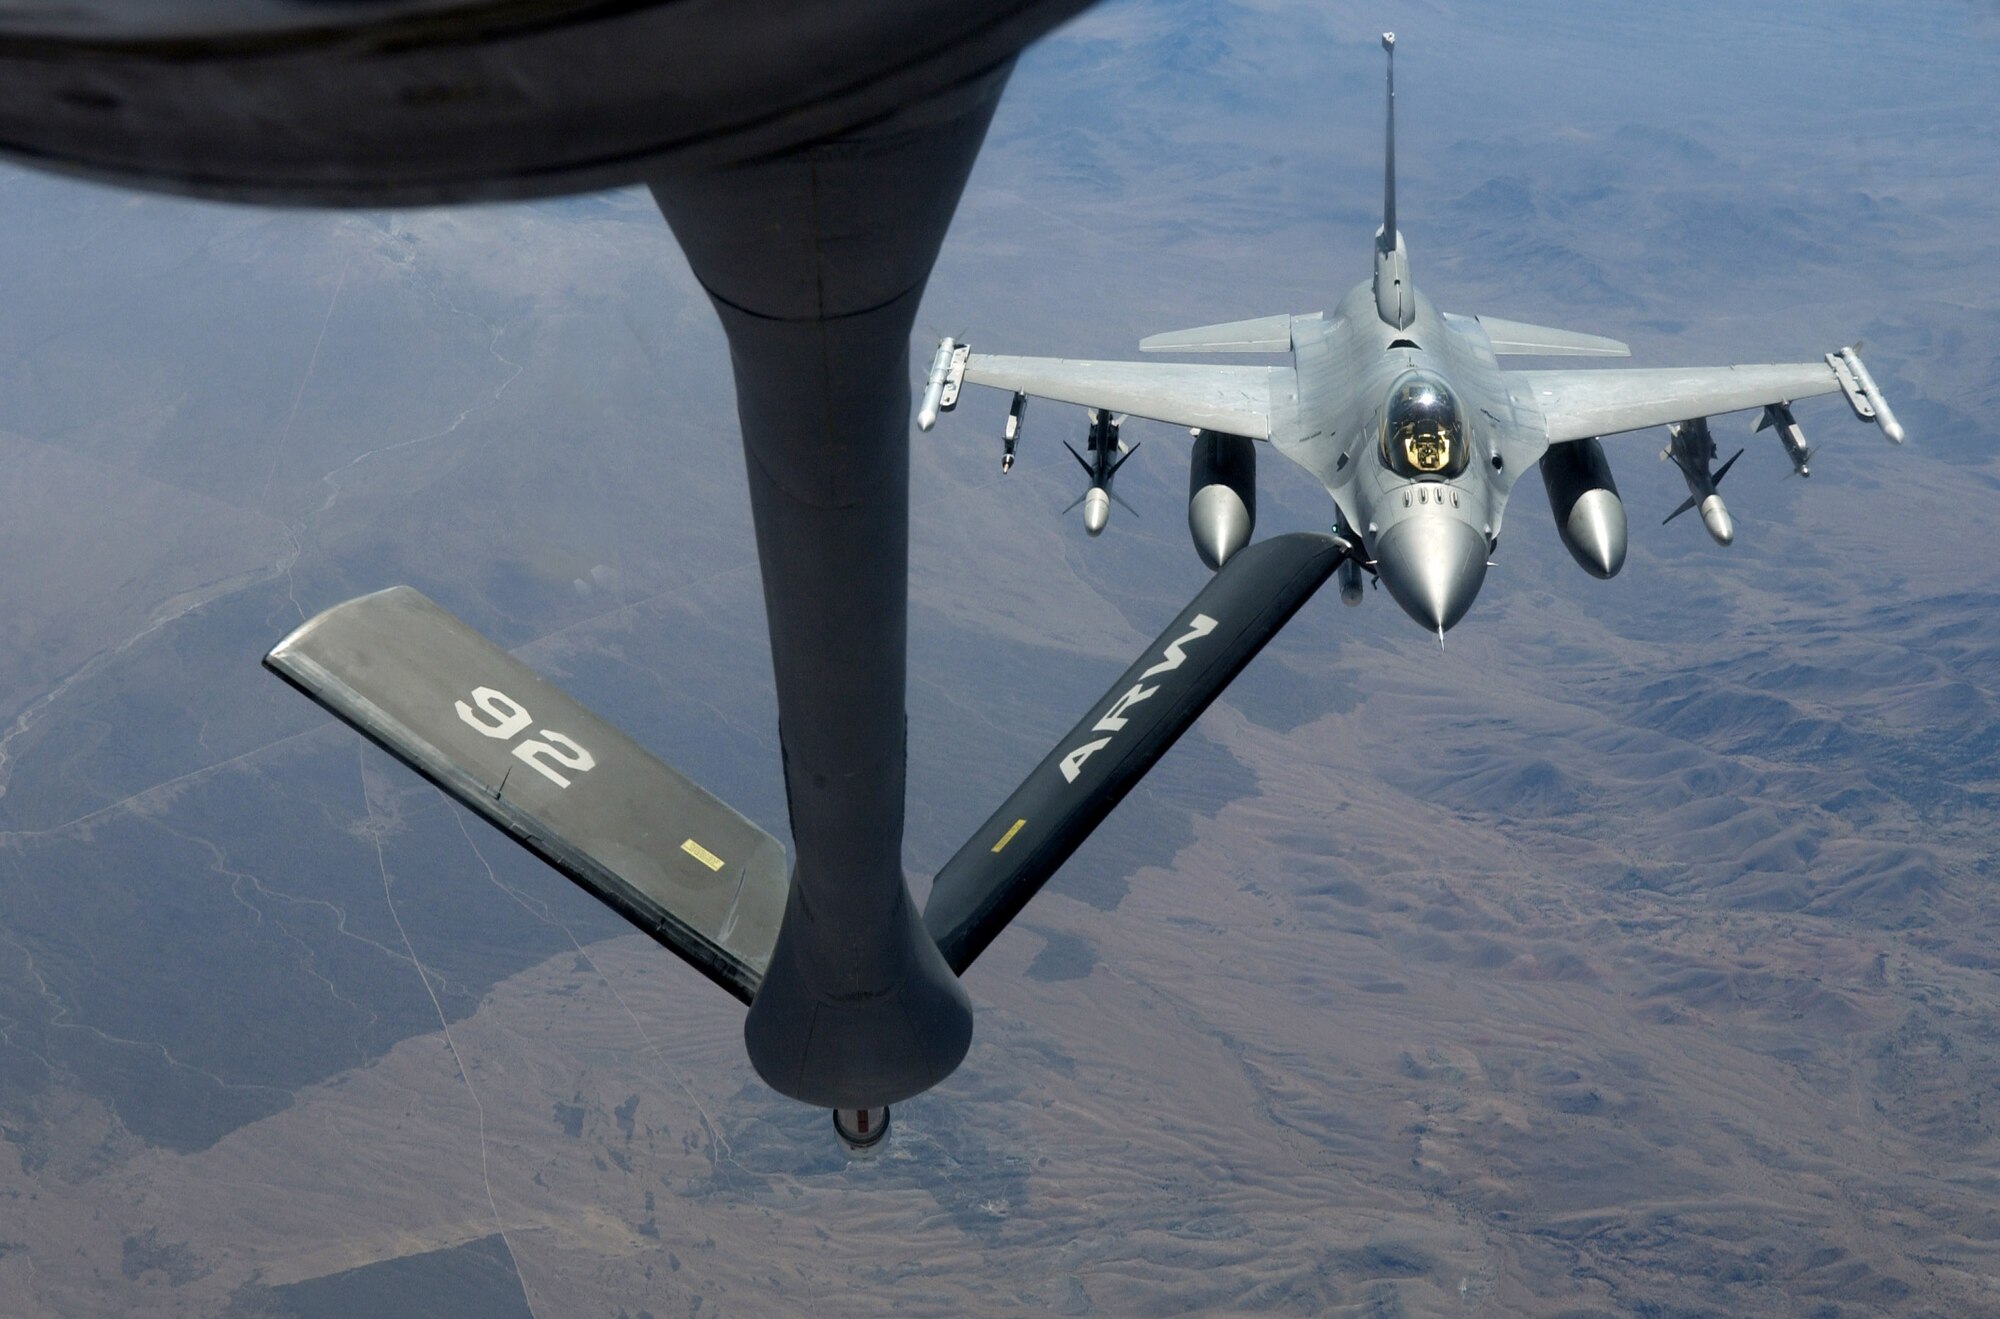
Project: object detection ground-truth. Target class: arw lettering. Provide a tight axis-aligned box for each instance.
[1058,613,1218,783]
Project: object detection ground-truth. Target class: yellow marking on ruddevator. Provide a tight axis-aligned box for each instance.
[990,818,1027,853]
[681,838,726,872]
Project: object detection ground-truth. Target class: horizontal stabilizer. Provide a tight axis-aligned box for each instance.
[923,533,1346,972]
[1140,314,1294,354]
[1458,314,1629,357]
[265,587,788,1004]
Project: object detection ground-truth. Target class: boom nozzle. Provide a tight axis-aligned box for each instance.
[833,1106,891,1157]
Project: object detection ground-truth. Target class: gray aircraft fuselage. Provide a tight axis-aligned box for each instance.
[1278,278,1542,638]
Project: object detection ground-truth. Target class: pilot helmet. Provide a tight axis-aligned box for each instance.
[1381,370,1467,479]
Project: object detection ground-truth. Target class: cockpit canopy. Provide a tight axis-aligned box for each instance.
[1379,370,1468,479]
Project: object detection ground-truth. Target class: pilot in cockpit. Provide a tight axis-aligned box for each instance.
[1380,371,1467,479]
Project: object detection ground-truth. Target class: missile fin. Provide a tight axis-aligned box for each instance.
[1713,447,1745,487]
[1063,439,1095,479]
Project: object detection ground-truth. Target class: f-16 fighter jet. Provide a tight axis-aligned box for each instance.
[923,33,1903,644]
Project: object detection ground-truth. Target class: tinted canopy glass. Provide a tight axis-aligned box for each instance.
[1380,371,1468,478]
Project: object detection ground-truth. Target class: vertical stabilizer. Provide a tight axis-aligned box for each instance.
[1380,31,1397,251]
[1373,32,1414,329]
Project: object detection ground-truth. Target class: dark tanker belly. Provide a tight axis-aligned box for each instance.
[0,0,1091,204]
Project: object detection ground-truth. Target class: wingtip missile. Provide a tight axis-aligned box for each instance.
[1828,346,1905,445]
[917,336,954,431]
[1840,346,1904,444]
[917,337,970,431]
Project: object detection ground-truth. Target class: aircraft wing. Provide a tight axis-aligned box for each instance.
[959,354,1294,439]
[1515,363,1845,443]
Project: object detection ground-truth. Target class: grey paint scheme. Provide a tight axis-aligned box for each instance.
[963,356,1289,439]
[955,287,1867,638]
[1456,314,1629,358]
[943,38,1898,641]
[1187,431,1257,571]
[1540,436,1628,579]
[265,587,790,1004]
[1140,315,1295,355]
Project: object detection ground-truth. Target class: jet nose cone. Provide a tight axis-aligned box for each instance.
[1375,512,1488,634]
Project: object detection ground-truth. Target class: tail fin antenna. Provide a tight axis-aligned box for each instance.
[1381,32,1397,252]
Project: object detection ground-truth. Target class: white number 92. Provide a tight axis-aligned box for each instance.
[455,686,596,788]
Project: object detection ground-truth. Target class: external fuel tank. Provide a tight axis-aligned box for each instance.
[1539,437,1627,579]
[1187,430,1257,570]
